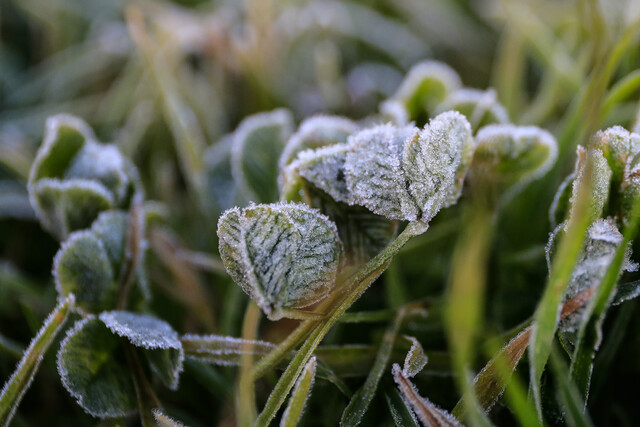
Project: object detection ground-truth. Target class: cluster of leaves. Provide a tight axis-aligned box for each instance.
[2,1,640,426]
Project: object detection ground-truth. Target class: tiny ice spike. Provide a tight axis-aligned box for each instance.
[217,202,343,320]
[345,111,473,222]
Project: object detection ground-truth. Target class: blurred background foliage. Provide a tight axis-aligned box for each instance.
[1,0,640,425]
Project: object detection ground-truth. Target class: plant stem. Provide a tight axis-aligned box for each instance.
[126,344,162,427]
[236,302,261,427]
[0,295,74,425]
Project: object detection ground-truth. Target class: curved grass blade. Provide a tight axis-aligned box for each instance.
[280,357,317,427]
[550,350,595,427]
[0,294,74,425]
[340,308,406,426]
[385,390,418,427]
[529,157,594,418]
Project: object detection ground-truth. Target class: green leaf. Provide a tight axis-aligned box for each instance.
[279,115,357,169]
[31,179,114,240]
[435,88,509,130]
[550,350,595,427]
[280,356,317,427]
[153,409,186,427]
[99,311,184,390]
[54,231,118,313]
[612,279,640,305]
[217,202,343,320]
[28,114,140,240]
[389,60,462,123]
[231,109,294,203]
[0,295,74,426]
[181,334,275,366]
[472,124,558,200]
[203,135,241,213]
[57,317,137,418]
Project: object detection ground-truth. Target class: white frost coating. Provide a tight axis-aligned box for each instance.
[279,115,357,169]
[345,112,473,222]
[0,294,74,424]
[378,99,410,125]
[280,356,317,427]
[57,317,137,419]
[559,219,626,333]
[435,88,510,127]
[217,202,343,320]
[345,123,421,220]
[391,60,462,108]
[28,114,95,186]
[569,146,612,224]
[99,311,181,350]
[392,363,462,427]
[230,109,294,201]
[284,143,352,203]
[474,124,558,199]
[181,334,275,366]
[402,336,428,378]
[153,409,186,427]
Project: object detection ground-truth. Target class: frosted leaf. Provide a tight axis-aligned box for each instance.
[53,231,117,314]
[99,311,184,389]
[279,115,357,169]
[30,179,114,240]
[345,124,421,220]
[204,135,241,213]
[612,280,640,306]
[392,364,463,427]
[402,336,428,378]
[28,114,140,240]
[391,60,462,122]
[435,88,509,130]
[53,210,149,314]
[281,147,397,265]
[180,334,275,366]
[345,112,473,222]
[217,202,343,320]
[57,318,136,418]
[559,219,625,333]
[472,124,558,200]
[403,111,474,220]
[280,356,317,427]
[153,409,186,427]
[231,109,294,203]
[283,143,352,204]
[592,127,640,221]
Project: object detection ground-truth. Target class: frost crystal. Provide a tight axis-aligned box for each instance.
[472,124,558,199]
[279,115,357,169]
[283,143,352,204]
[345,111,473,222]
[217,202,343,320]
[99,311,181,350]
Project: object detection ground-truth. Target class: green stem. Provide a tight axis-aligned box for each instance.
[126,344,161,427]
[254,222,425,426]
[237,302,261,427]
[0,295,74,425]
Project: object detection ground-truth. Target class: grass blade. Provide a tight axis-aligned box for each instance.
[0,295,74,425]
[550,350,595,427]
[280,357,317,427]
[340,308,406,426]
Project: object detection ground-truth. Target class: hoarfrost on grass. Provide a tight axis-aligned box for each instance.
[402,336,428,378]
